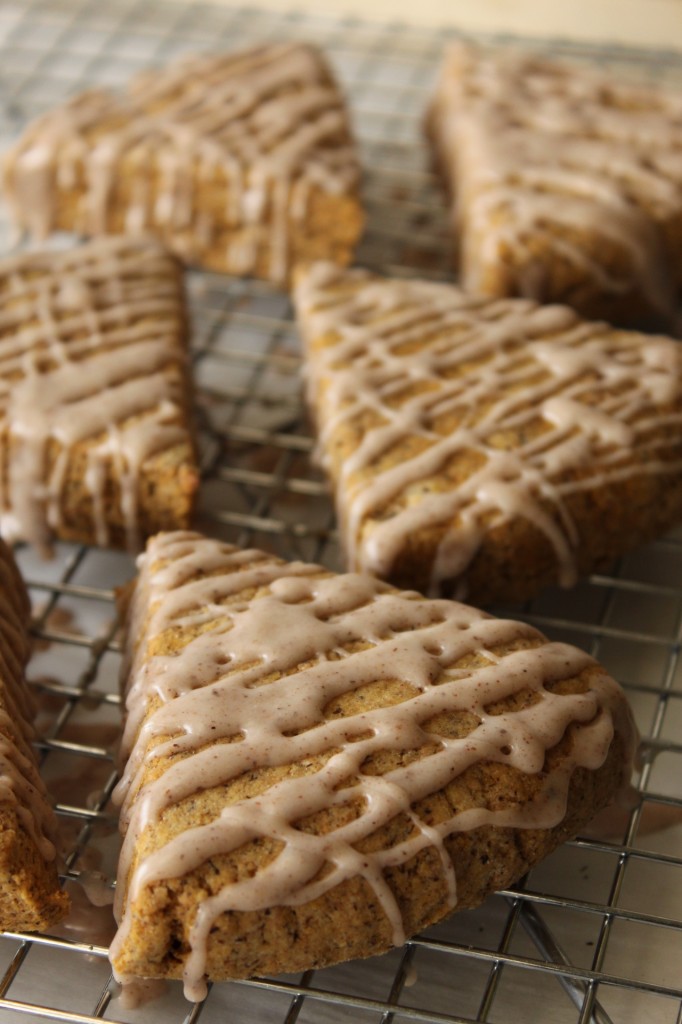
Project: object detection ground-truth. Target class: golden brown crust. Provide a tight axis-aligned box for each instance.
[40,434,198,551]
[114,731,625,981]
[377,467,682,606]
[0,804,68,932]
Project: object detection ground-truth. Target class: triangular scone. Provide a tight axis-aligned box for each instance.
[0,538,69,931]
[110,531,634,997]
[3,43,363,286]
[294,262,682,606]
[427,43,682,327]
[0,236,198,554]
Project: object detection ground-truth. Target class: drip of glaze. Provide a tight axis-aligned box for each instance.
[110,531,636,1002]
[294,262,682,595]
[2,43,361,286]
[52,876,116,948]
[0,236,191,554]
[115,978,168,1011]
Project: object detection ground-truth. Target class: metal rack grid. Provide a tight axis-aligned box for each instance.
[0,1,681,1022]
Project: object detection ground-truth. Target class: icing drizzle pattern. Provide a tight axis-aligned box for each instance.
[0,236,193,554]
[428,43,682,320]
[3,43,361,284]
[294,262,682,596]
[0,538,60,863]
[111,530,635,1001]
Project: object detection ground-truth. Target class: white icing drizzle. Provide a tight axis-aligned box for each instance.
[428,43,682,320]
[110,530,635,1001]
[116,977,168,1011]
[294,262,682,596]
[2,43,361,284]
[0,538,60,862]
[0,236,194,554]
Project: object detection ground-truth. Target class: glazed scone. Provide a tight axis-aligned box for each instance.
[426,42,682,327]
[2,43,364,287]
[0,538,69,931]
[0,236,198,554]
[294,262,682,606]
[110,530,635,998]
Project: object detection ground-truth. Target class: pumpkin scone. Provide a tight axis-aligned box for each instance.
[294,262,682,605]
[2,42,364,287]
[0,236,198,554]
[110,530,635,999]
[0,537,69,931]
[426,42,682,327]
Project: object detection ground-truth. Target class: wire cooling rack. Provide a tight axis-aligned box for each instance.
[1,1,682,1022]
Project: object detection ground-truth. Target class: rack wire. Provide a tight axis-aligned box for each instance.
[0,1,681,1022]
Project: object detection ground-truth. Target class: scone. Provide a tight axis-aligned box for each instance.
[0,537,69,931]
[2,43,364,286]
[294,262,682,606]
[0,236,198,554]
[426,42,682,327]
[110,530,635,999]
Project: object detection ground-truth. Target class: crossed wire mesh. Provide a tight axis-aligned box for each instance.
[0,1,681,1022]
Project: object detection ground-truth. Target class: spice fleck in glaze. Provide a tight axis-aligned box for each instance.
[427,42,682,326]
[0,537,69,930]
[294,262,682,605]
[2,43,363,285]
[111,531,635,1000]
[0,236,197,554]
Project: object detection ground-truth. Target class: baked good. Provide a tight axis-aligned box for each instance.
[294,262,682,606]
[110,529,635,998]
[0,236,198,554]
[426,42,682,327]
[0,537,69,930]
[2,43,364,286]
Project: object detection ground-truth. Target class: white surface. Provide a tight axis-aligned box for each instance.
[208,0,682,48]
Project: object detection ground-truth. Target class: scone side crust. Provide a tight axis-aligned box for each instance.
[293,261,682,604]
[2,43,364,284]
[426,41,682,325]
[0,235,199,552]
[110,530,635,995]
[0,537,69,930]
[112,735,628,984]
